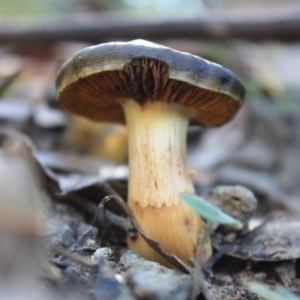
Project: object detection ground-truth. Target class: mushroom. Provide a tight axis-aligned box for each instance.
[56,40,245,268]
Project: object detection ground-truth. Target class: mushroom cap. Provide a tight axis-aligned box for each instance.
[56,39,245,127]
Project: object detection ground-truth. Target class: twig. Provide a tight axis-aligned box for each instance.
[1,7,300,47]
[58,192,137,237]
[104,210,137,238]
[106,194,193,274]
[91,195,137,238]
[189,222,214,300]
[90,195,112,226]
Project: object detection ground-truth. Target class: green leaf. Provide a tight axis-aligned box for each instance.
[249,282,300,300]
[179,192,243,229]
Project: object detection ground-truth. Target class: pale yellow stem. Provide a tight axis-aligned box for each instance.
[122,100,211,268]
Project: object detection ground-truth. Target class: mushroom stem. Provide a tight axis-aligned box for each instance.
[122,100,211,267]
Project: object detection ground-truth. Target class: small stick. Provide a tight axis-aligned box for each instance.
[189,221,214,300]
[105,194,193,274]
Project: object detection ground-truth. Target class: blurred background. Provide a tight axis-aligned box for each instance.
[1,0,300,298]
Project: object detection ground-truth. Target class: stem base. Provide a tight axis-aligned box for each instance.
[128,200,212,268]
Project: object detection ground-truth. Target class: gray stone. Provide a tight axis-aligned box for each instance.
[119,251,192,300]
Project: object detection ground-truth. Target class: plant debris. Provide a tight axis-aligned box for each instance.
[212,215,300,261]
